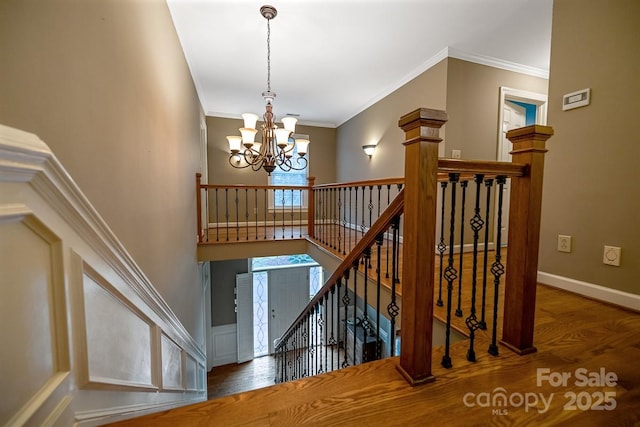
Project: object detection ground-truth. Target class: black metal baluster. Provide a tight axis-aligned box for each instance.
[351,260,358,365]
[337,188,342,253]
[456,180,468,317]
[354,186,359,249]
[360,186,366,243]
[341,273,350,368]
[349,187,353,253]
[290,188,294,238]
[368,186,373,269]
[323,294,328,373]
[255,189,258,239]
[235,188,239,241]
[361,250,371,363]
[299,189,303,238]
[442,173,459,369]
[225,188,229,241]
[488,176,507,356]
[480,178,494,330]
[385,184,391,278]
[466,174,485,362]
[281,188,286,239]
[375,233,383,360]
[388,215,401,357]
[215,188,219,242]
[437,181,448,306]
[313,304,318,375]
[329,287,336,372]
[330,188,335,249]
[342,187,347,255]
[264,189,268,240]
[245,188,249,240]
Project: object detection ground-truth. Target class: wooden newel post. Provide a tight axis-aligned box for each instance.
[307,176,316,238]
[196,173,203,244]
[501,125,553,355]
[397,108,447,385]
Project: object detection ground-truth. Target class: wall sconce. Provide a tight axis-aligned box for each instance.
[362,144,377,158]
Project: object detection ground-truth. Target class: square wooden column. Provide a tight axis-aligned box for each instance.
[397,108,447,385]
[501,125,553,355]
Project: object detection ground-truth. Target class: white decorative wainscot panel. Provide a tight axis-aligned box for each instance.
[161,334,183,390]
[185,355,198,391]
[211,324,237,367]
[78,262,157,390]
[0,211,71,426]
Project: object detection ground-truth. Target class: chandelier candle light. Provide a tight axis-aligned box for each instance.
[227,5,310,175]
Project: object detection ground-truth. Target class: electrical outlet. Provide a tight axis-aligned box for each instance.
[451,149,461,159]
[557,235,572,253]
[603,246,621,266]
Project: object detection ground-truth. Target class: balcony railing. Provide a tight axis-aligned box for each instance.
[197,107,553,387]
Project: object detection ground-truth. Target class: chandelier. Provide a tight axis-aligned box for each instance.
[227,5,310,175]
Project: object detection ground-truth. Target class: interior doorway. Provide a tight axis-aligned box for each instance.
[496,87,548,247]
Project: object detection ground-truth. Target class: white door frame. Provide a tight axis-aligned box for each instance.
[495,87,548,248]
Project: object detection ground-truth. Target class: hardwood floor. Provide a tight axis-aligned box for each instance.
[207,356,275,400]
[108,225,640,425]
[109,283,640,426]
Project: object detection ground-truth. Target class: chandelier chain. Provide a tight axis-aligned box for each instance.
[266,18,271,93]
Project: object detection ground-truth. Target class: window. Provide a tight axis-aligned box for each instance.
[268,140,308,209]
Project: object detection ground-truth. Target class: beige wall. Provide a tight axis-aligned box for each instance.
[207,116,337,185]
[539,0,640,294]
[445,58,548,160]
[0,0,204,339]
[336,59,449,182]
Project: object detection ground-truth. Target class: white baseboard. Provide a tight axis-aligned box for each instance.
[538,271,640,312]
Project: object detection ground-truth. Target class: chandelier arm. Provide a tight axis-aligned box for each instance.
[228,155,252,169]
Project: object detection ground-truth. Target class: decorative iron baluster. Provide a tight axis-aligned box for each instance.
[329,286,337,372]
[442,173,459,369]
[385,184,391,278]
[354,186,358,249]
[281,188,286,239]
[235,188,239,241]
[317,302,324,374]
[341,273,350,368]
[330,188,335,249]
[351,259,359,365]
[488,176,507,356]
[245,189,249,240]
[225,188,229,241]
[349,187,353,253]
[342,187,347,255]
[480,178,494,329]
[255,189,259,239]
[215,188,219,242]
[387,214,401,357]
[368,186,373,269]
[291,188,294,238]
[264,189,268,240]
[323,294,328,373]
[455,180,468,317]
[360,186,366,243]
[337,188,342,253]
[465,174,485,362]
[361,249,372,362]
[375,232,383,360]
[437,181,448,306]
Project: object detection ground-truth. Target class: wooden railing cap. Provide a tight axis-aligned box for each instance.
[506,124,554,141]
[398,108,448,131]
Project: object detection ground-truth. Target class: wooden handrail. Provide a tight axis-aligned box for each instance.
[199,183,311,191]
[438,159,526,177]
[276,189,405,345]
[312,177,404,189]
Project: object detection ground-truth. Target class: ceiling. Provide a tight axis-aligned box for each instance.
[167,0,553,128]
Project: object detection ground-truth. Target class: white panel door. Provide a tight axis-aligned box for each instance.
[268,267,309,354]
[498,101,527,246]
[236,273,253,363]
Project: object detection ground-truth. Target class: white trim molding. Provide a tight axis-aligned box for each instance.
[0,124,206,425]
[538,271,640,312]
